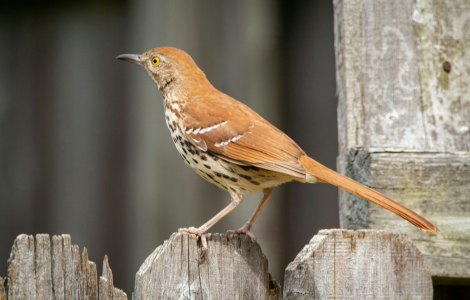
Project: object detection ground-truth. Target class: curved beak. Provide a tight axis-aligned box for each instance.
[116,54,142,66]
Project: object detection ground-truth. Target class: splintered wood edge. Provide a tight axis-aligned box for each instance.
[100,255,127,300]
[4,234,127,300]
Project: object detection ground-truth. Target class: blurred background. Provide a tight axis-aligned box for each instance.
[0,0,337,294]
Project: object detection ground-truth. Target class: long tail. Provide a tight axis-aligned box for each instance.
[299,155,439,232]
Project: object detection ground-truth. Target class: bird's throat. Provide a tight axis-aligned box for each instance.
[160,76,177,91]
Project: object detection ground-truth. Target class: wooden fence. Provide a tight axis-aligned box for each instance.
[334,0,470,288]
[1,230,433,299]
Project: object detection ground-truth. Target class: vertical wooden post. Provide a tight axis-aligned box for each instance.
[333,0,470,283]
[133,233,282,300]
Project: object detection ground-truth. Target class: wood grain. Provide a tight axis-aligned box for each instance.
[36,234,53,300]
[334,0,470,283]
[338,149,470,279]
[7,234,36,300]
[413,0,470,151]
[334,0,470,153]
[133,232,282,300]
[284,229,433,299]
[4,234,126,300]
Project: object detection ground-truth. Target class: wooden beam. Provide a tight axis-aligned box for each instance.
[339,149,470,280]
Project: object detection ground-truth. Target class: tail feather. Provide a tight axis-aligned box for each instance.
[299,155,440,232]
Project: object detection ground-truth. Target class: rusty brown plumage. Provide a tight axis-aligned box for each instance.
[180,94,307,178]
[117,46,439,255]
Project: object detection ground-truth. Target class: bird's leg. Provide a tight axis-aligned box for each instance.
[226,187,273,242]
[179,191,242,256]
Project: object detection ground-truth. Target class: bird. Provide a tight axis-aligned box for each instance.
[117,47,439,255]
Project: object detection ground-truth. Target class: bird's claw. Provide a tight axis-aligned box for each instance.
[178,227,208,260]
[227,224,257,245]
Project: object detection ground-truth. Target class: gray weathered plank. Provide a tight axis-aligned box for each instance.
[63,234,79,300]
[72,244,82,300]
[133,232,282,300]
[334,0,470,153]
[52,235,66,300]
[284,229,433,299]
[7,234,37,300]
[36,234,54,300]
[81,248,98,300]
[339,149,470,279]
[4,234,126,300]
[413,0,470,151]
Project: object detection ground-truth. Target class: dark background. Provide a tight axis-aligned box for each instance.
[0,0,338,295]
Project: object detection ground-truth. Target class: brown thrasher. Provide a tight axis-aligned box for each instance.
[117,47,439,254]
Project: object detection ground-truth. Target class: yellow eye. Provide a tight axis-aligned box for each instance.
[152,57,159,65]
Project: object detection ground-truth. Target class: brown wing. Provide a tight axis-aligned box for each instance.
[180,93,307,178]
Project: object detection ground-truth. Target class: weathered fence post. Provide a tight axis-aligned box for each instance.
[284,229,432,299]
[2,234,126,300]
[333,0,470,286]
[2,230,433,299]
[133,232,282,300]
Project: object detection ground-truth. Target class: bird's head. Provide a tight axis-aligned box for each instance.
[117,47,208,92]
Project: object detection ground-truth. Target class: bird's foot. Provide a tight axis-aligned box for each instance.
[226,224,257,243]
[178,226,208,260]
